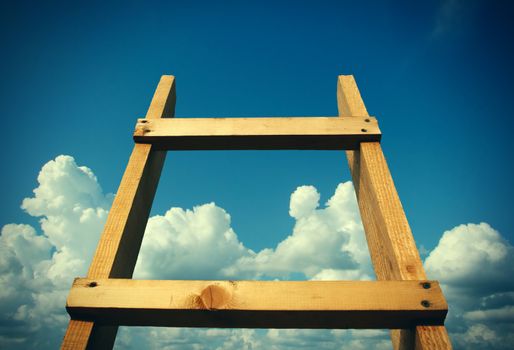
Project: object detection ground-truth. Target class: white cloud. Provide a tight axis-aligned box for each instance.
[21,155,112,262]
[452,323,500,348]
[425,223,514,300]
[231,183,372,280]
[133,203,251,280]
[0,155,112,349]
[133,181,372,282]
[425,222,514,349]
[263,329,390,350]
[0,224,53,332]
[116,328,389,350]
[288,185,320,219]
[464,306,514,322]
[115,327,266,350]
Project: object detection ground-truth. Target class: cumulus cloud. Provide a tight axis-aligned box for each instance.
[133,203,251,280]
[425,223,514,304]
[133,181,372,283]
[0,155,112,348]
[264,329,390,350]
[425,223,514,349]
[230,183,372,280]
[0,224,54,346]
[451,323,506,349]
[288,185,320,219]
[115,327,264,350]
[115,327,391,350]
[2,155,514,349]
[464,306,514,322]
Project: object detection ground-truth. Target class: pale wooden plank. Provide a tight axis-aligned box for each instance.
[66,279,447,329]
[134,116,378,137]
[337,75,452,349]
[61,75,176,349]
[86,145,166,278]
[358,142,426,280]
[415,326,453,349]
[61,321,94,349]
[133,116,380,150]
[68,279,447,312]
[61,321,118,350]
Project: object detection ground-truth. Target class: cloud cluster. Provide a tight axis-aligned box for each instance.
[134,182,372,283]
[115,328,391,350]
[0,155,112,348]
[1,155,513,349]
[230,184,372,280]
[425,223,514,349]
[133,203,250,280]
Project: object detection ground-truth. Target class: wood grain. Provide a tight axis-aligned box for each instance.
[337,75,452,349]
[133,116,381,150]
[61,75,176,349]
[67,279,447,329]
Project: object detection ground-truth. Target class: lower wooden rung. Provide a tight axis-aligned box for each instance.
[66,279,447,329]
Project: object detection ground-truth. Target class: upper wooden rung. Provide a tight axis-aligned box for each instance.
[133,116,381,150]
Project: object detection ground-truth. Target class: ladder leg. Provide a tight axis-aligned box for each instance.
[61,76,176,349]
[338,75,452,349]
[62,322,117,350]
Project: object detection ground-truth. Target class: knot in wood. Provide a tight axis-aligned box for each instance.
[199,284,232,310]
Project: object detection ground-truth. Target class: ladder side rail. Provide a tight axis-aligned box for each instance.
[337,75,452,350]
[61,75,176,349]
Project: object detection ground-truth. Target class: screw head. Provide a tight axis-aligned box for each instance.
[361,128,367,132]
[422,282,431,289]
[421,300,431,308]
[88,281,98,288]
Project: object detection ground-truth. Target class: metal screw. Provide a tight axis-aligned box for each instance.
[365,118,370,122]
[422,282,431,289]
[421,300,430,308]
[140,120,148,123]
[88,281,98,288]
[361,128,367,132]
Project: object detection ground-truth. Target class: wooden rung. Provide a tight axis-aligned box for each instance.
[133,116,381,150]
[66,279,446,329]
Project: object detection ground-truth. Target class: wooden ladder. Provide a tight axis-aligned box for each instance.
[61,75,452,349]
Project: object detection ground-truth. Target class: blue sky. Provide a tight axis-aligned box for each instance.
[1,1,514,349]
